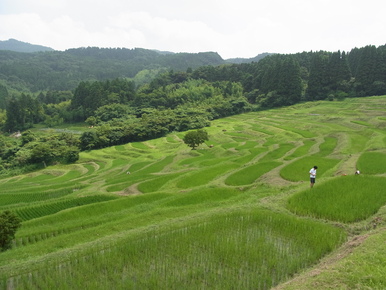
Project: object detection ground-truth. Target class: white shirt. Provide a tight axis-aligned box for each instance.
[309,168,316,178]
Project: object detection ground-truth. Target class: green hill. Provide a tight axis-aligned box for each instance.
[0,96,386,289]
[0,39,54,53]
[0,46,226,92]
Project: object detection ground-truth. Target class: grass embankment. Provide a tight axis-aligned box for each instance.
[1,96,386,289]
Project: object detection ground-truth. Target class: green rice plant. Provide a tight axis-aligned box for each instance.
[249,125,275,135]
[225,161,282,186]
[316,136,338,157]
[178,149,214,166]
[111,159,129,167]
[351,120,372,126]
[284,140,315,160]
[259,143,295,162]
[14,195,118,221]
[104,156,174,189]
[224,131,251,140]
[176,163,240,189]
[357,152,386,174]
[114,145,128,151]
[237,140,260,150]
[137,172,185,193]
[280,156,340,182]
[231,147,268,165]
[270,124,316,138]
[287,175,386,222]
[4,208,345,289]
[135,155,175,175]
[0,187,85,209]
[348,132,370,153]
[130,142,150,149]
[163,187,241,207]
[284,227,386,289]
[221,142,240,150]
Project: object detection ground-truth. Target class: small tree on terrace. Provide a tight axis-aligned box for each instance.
[183,129,209,150]
[0,210,22,252]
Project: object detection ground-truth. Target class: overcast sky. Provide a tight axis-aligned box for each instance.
[1,0,385,59]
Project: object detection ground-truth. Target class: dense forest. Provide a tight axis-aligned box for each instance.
[0,43,385,174]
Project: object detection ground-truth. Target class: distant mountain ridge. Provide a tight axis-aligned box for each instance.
[0,39,54,53]
[0,38,271,62]
[0,39,272,92]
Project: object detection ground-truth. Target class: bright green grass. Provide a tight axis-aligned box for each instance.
[317,136,338,157]
[137,172,186,193]
[104,156,175,188]
[1,208,345,290]
[135,155,175,174]
[351,120,372,126]
[280,228,386,290]
[127,161,153,172]
[357,152,386,174]
[19,193,171,231]
[259,143,296,162]
[348,132,371,153]
[225,161,282,186]
[270,124,316,138]
[1,97,386,289]
[231,147,268,165]
[287,175,386,222]
[238,140,260,150]
[15,195,118,221]
[130,142,150,149]
[176,163,240,189]
[221,142,240,150]
[284,140,315,160]
[249,124,275,135]
[178,150,213,166]
[280,156,340,182]
[0,190,75,208]
[164,187,242,206]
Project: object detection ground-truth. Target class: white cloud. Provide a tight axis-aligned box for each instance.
[1,0,385,59]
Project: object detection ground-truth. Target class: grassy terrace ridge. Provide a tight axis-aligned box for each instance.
[0,96,386,289]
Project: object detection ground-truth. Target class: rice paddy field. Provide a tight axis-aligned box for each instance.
[1,96,386,289]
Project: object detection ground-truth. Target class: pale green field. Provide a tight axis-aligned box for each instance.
[1,96,386,289]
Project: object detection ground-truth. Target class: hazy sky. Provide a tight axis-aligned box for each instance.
[1,0,385,59]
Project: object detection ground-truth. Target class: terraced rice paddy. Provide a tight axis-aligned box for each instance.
[1,96,386,289]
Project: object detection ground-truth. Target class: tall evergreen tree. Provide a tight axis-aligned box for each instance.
[306,52,330,100]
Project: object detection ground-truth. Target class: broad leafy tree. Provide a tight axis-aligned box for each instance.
[0,210,22,252]
[183,129,209,150]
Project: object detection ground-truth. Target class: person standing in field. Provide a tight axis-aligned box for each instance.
[309,166,318,188]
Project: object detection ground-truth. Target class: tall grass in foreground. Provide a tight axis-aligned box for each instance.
[287,175,386,222]
[1,208,346,290]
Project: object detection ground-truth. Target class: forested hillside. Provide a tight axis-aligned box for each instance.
[0,47,225,92]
